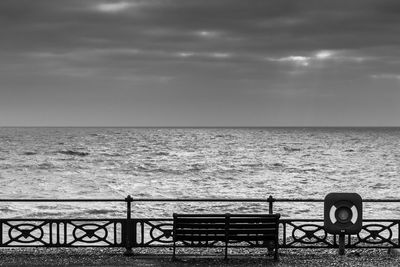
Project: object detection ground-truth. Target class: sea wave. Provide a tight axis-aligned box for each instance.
[37,162,58,170]
[57,150,90,156]
[23,151,38,156]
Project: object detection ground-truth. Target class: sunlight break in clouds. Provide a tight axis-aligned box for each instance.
[176,51,231,59]
[96,2,133,13]
[197,31,219,38]
[268,50,337,67]
[210,52,231,59]
[315,50,334,59]
[177,52,195,58]
[268,56,311,66]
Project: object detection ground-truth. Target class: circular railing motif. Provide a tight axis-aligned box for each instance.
[9,223,44,243]
[358,224,392,244]
[292,224,327,244]
[149,223,173,243]
[72,223,108,243]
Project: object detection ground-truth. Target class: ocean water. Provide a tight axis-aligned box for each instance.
[0,127,399,219]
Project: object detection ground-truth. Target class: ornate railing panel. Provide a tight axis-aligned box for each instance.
[131,219,264,247]
[133,219,173,246]
[0,197,399,252]
[353,220,400,247]
[128,219,400,249]
[280,219,333,248]
[0,219,125,247]
[2,218,397,249]
[279,219,400,248]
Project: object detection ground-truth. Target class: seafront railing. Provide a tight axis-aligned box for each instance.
[0,196,399,253]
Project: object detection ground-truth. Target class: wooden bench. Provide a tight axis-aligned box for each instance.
[172,213,280,261]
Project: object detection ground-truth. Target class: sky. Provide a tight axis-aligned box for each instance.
[1,0,400,127]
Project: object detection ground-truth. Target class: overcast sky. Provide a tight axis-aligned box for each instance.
[1,0,400,126]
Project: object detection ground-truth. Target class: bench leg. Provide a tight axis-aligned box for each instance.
[224,243,228,260]
[274,241,279,261]
[172,242,177,261]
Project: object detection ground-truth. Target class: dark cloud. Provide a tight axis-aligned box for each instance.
[1,0,400,126]
[2,0,400,53]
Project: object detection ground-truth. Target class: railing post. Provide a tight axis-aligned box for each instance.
[267,195,275,214]
[267,195,275,254]
[338,233,345,255]
[123,195,134,256]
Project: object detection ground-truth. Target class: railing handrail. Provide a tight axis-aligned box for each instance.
[0,199,124,202]
[0,197,399,202]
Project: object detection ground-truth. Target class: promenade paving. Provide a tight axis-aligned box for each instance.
[0,247,399,266]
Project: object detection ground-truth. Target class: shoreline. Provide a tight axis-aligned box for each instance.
[0,247,399,266]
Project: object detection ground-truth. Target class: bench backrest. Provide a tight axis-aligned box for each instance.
[173,213,280,244]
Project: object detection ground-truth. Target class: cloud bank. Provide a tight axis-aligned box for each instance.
[0,0,400,126]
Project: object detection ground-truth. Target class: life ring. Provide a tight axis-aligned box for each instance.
[329,203,358,224]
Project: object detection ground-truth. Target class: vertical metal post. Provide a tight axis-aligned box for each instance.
[0,221,2,246]
[267,195,274,214]
[224,213,230,260]
[267,195,275,254]
[123,195,134,256]
[338,233,345,255]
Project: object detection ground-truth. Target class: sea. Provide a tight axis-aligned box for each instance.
[0,127,399,219]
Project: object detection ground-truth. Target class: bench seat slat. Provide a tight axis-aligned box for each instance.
[176,223,276,229]
[228,235,277,241]
[175,229,277,235]
[176,223,226,229]
[228,218,278,223]
[229,215,279,218]
[175,218,227,223]
[175,235,226,241]
[175,218,278,224]
[174,214,228,217]
[174,214,279,218]
[228,229,277,234]
[175,229,226,235]
[229,223,277,228]
[176,235,275,242]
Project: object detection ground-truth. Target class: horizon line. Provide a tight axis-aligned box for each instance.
[1,125,400,128]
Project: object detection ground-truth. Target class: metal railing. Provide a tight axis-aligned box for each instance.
[0,196,399,254]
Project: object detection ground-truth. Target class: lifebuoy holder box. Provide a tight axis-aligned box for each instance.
[324,192,362,234]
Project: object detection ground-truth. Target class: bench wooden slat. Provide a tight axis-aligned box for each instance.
[228,229,277,234]
[173,214,280,220]
[174,214,228,217]
[177,223,276,229]
[175,223,226,229]
[175,235,277,242]
[175,218,227,223]
[229,222,277,228]
[176,229,276,235]
[175,235,226,241]
[175,229,226,234]
[174,213,280,218]
[228,218,278,223]
[228,235,277,241]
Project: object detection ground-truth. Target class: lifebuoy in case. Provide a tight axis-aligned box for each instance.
[329,202,358,224]
[324,193,362,234]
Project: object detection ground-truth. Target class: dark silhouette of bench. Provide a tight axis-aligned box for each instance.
[172,213,280,261]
